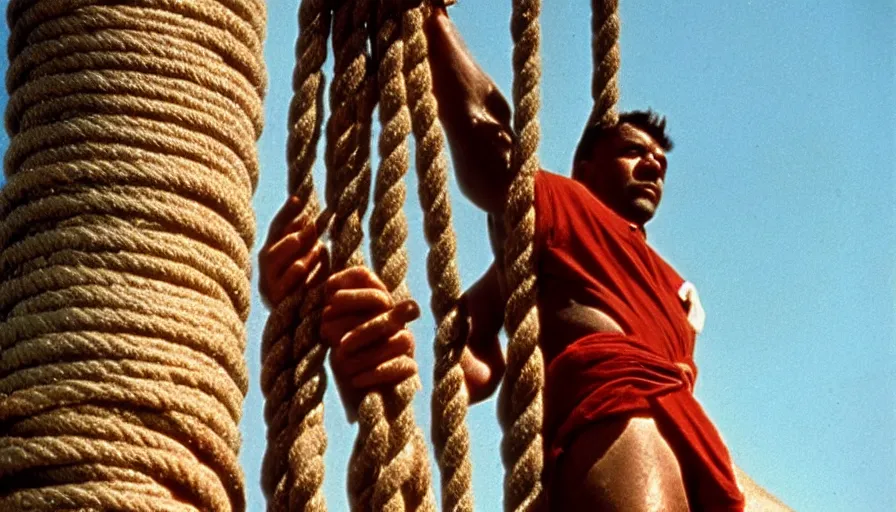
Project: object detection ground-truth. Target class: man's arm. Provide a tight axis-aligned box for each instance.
[457,263,506,403]
[424,7,515,215]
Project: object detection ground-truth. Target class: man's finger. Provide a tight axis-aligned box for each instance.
[325,267,389,296]
[321,313,377,347]
[391,299,421,323]
[323,288,395,320]
[337,300,420,356]
[265,224,319,277]
[349,355,418,390]
[266,196,306,243]
[277,245,326,296]
[334,330,415,378]
[305,248,331,289]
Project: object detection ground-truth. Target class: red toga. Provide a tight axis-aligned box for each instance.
[534,171,745,509]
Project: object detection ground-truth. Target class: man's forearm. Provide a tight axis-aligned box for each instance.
[424,7,515,214]
[458,263,506,402]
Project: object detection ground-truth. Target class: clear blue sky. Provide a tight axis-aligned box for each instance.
[1,1,893,511]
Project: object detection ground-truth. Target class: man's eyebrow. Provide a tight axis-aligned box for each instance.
[619,136,648,146]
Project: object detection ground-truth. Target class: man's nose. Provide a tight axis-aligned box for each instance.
[637,154,663,180]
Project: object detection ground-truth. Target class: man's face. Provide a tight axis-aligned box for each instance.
[575,124,668,225]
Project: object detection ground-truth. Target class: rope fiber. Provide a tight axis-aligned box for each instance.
[261,0,437,511]
[499,0,545,510]
[0,1,266,510]
[0,0,620,510]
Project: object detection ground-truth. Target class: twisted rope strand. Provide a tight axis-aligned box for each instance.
[260,0,332,510]
[402,6,473,512]
[323,2,394,510]
[369,4,435,511]
[500,0,546,511]
[588,0,620,127]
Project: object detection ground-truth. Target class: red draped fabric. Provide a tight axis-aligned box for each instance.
[534,171,744,509]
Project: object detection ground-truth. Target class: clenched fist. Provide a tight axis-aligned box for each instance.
[321,267,420,414]
[258,197,422,418]
[258,196,328,308]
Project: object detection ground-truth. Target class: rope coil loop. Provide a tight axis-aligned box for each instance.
[1,2,266,510]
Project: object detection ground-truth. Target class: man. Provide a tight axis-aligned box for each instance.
[260,4,789,510]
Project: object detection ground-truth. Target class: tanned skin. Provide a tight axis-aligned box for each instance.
[258,198,419,415]
[259,5,790,511]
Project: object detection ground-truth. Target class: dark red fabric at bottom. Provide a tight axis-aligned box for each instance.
[544,333,745,511]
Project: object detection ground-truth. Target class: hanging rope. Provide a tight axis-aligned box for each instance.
[260,0,442,510]
[500,0,545,510]
[259,0,330,510]
[369,2,436,511]
[258,0,620,510]
[402,6,473,512]
[588,0,620,127]
[323,1,394,510]
[1,1,265,511]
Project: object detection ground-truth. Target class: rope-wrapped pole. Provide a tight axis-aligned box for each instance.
[500,0,545,510]
[588,0,620,127]
[402,6,473,512]
[0,1,265,510]
[368,2,436,511]
[260,0,332,510]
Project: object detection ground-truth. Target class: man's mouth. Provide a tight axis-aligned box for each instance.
[632,184,660,202]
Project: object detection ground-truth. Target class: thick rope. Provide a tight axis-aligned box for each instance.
[588,0,620,127]
[402,6,473,512]
[500,0,545,511]
[323,2,395,511]
[259,0,331,510]
[368,3,435,511]
[1,2,265,510]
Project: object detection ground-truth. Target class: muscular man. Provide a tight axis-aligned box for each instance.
[260,4,789,510]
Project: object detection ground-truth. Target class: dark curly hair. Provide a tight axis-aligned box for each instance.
[572,110,674,166]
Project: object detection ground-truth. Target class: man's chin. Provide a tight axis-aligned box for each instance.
[628,198,658,224]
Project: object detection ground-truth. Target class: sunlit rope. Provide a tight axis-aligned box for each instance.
[499,0,545,510]
[0,1,265,510]
[260,0,443,510]
[402,6,474,512]
[589,0,620,127]
[369,3,435,511]
[259,0,331,509]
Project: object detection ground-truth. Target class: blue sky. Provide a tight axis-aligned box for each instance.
[2,1,894,511]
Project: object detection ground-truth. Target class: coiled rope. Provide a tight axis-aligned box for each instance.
[1,1,265,511]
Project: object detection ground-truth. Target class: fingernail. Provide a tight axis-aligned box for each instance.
[396,299,420,320]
